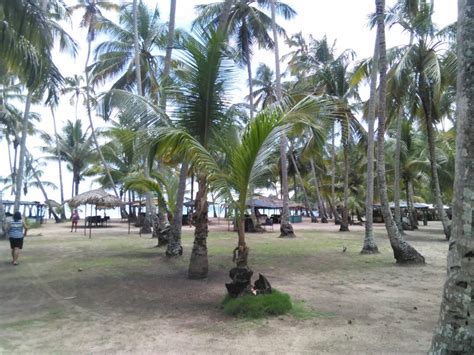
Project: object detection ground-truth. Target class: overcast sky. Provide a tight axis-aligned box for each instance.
[0,0,457,210]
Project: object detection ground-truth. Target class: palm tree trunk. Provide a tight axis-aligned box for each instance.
[217,0,233,34]
[271,0,294,238]
[331,124,340,223]
[188,175,209,279]
[405,178,418,229]
[362,28,379,253]
[84,39,119,198]
[51,107,66,220]
[310,159,328,223]
[167,161,188,257]
[375,0,424,265]
[242,27,255,119]
[289,143,315,220]
[160,0,177,110]
[132,0,155,234]
[14,90,32,212]
[339,142,350,231]
[430,1,474,349]
[393,112,404,233]
[407,179,418,228]
[423,97,451,239]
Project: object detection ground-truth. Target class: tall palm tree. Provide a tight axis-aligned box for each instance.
[270,0,293,237]
[387,0,456,239]
[430,0,473,350]
[194,0,296,119]
[70,0,120,198]
[91,1,165,99]
[161,0,177,110]
[361,28,380,253]
[375,0,424,265]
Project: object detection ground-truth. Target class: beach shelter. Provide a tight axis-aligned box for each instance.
[68,188,123,238]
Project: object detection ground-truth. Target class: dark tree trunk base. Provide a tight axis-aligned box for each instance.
[188,248,208,279]
[279,222,296,238]
[339,224,350,232]
[321,217,328,223]
[166,245,183,257]
[393,244,426,265]
[360,246,380,254]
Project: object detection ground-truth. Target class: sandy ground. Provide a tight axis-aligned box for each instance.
[0,217,448,353]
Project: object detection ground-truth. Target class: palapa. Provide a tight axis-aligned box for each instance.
[68,188,123,209]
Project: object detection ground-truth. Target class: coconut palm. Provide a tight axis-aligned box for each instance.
[194,0,296,119]
[386,0,456,239]
[91,1,166,99]
[70,0,120,199]
[374,0,424,264]
[270,0,293,238]
[430,0,473,350]
[251,63,278,110]
[171,28,234,278]
[49,119,95,197]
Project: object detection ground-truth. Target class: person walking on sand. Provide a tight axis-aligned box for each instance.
[71,209,80,232]
[6,211,28,265]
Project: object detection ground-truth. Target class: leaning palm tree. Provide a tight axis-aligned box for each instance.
[374,0,424,264]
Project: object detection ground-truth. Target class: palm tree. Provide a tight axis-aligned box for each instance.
[270,0,293,238]
[48,119,95,197]
[251,63,277,109]
[1,0,74,211]
[91,1,165,99]
[430,0,473,350]
[360,27,380,253]
[375,0,424,265]
[173,28,234,278]
[161,0,177,110]
[70,0,120,199]
[194,0,296,119]
[387,0,456,239]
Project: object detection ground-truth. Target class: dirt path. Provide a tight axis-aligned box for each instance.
[0,218,448,353]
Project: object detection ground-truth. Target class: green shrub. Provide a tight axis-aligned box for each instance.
[221,289,292,319]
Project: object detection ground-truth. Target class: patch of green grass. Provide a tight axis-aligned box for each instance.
[290,300,336,320]
[221,289,292,319]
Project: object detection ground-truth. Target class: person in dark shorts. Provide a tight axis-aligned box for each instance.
[71,209,80,232]
[6,211,28,265]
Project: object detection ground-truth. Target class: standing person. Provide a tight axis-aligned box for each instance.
[71,209,80,232]
[6,211,28,265]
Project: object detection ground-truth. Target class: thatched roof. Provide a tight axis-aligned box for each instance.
[68,188,123,208]
[247,197,306,209]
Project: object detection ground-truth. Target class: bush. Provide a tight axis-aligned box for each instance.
[221,289,292,319]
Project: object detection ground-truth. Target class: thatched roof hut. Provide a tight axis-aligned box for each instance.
[68,188,123,209]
